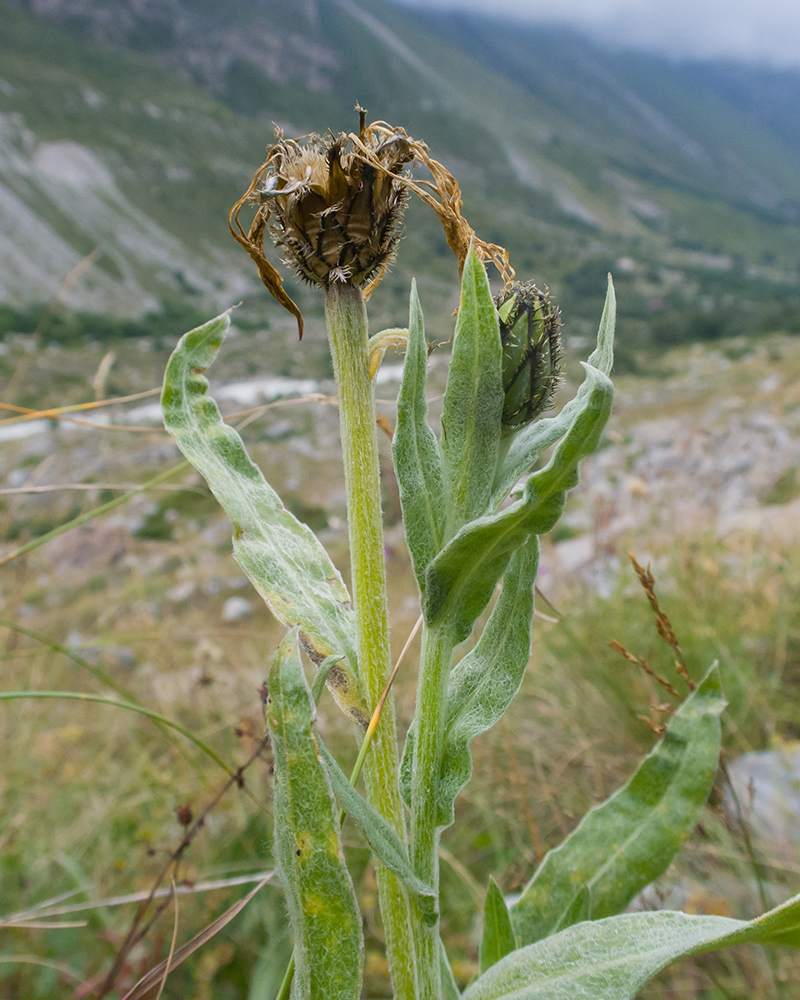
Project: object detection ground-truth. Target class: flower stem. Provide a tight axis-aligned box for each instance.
[324,282,418,1000]
[410,621,455,999]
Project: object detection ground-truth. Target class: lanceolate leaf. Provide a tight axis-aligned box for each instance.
[492,276,616,506]
[438,535,539,826]
[316,739,437,920]
[440,938,461,1000]
[480,877,517,974]
[440,245,503,539]
[425,365,612,642]
[393,280,446,592]
[461,892,800,1000]
[266,630,363,1000]
[162,313,368,726]
[511,664,725,946]
[400,535,539,820]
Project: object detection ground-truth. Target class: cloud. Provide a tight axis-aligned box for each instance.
[396,0,800,67]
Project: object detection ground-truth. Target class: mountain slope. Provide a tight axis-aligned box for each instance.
[1,0,799,348]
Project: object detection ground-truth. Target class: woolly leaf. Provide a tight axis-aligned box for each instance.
[162,313,368,726]
[424,364,612,643]
[266,630,363,1000]
[481,877,517,974]
[461,892,800,1000]
[440,245,503,537]
[511,664,725,946]
[393,281,446,591]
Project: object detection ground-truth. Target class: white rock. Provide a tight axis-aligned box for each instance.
[166,581,196,603]
[221,596,254,622]
[726,748,800,847]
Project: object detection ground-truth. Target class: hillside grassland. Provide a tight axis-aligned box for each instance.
[3,326,800,997]
[3,0,800,994]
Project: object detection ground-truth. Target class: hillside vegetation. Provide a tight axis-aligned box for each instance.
[1,0,799,355]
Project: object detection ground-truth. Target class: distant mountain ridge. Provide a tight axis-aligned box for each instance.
[1,0,799,348]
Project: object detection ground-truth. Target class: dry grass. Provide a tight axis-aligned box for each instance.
[3,338,800,996]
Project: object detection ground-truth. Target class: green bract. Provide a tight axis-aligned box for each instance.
[496,280,562,429]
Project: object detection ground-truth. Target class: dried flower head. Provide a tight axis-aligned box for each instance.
[230,110,515,338]
[495,281,562,428]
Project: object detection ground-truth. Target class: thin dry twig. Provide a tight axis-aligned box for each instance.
[0,872,275,924]
[0,387,161,425]
[96,733,271,998]
[153,880,179,1000]
[0,954,84,983]
[0,483,206,496]
[119,875,274,1000]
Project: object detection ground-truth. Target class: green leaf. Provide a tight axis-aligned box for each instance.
[440,534,539,824]
[162,313,368,727]
[393,281,447,591]
[461,892,800,1000]
[266,630,363,1000]
[511,664,725,946]
[492,276,616,506]
[440,937,461,1000]
[481,877,517,974]
[440,245,503,538]
[315,739,437,921]
[425,364,612,642]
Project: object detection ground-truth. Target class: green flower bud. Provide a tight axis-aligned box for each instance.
[495,281,562,429]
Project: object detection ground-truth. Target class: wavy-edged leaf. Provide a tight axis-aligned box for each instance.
[511,664,725,947]
[425,364,612,642]
[316,739,437,921]
[461,891,800,1000]
[481,877,517,974]
[400,535,538,819]
[492,276,616,505]
[266,630,363,1000]
[162,313,368,726]
[393,281,446,591]
[442,535,539,823]
[440,245,503,538]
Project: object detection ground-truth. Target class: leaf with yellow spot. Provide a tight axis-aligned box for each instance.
[267,629,363,999]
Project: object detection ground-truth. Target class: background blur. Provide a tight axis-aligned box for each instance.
[2,1,800,997]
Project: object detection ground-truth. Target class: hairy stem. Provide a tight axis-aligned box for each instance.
[324,282,419,1000]
[410,621,456,999]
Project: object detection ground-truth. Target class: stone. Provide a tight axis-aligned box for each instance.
[221,596,254,622]
[725,747,800,848]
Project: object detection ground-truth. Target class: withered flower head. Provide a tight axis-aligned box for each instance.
[230,110,515,338]
[230,112,416,337]
[496,281,563,429]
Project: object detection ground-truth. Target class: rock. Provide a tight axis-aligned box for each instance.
[221,596,254,622]
[47,520,127,570]
[725,747,800,847]
[166,581,196,602]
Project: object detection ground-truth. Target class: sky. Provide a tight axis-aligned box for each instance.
[396,0,800,68]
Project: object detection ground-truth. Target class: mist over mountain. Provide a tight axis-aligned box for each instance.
[2,0,799,351]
